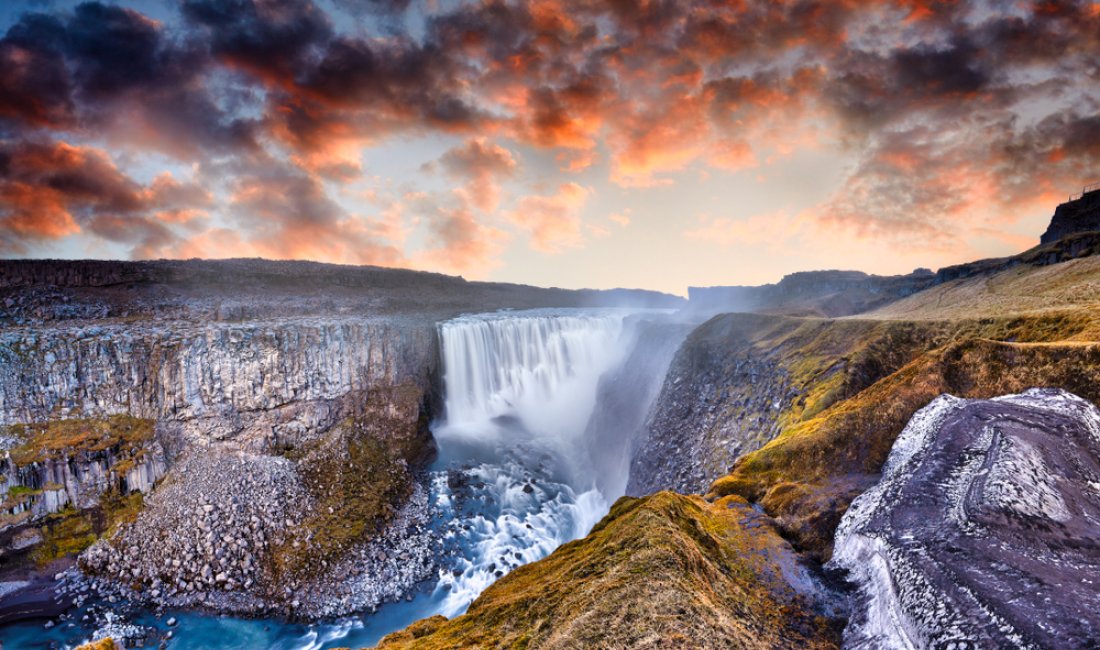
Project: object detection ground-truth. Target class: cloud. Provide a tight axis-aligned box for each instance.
[0,14,74,128]
[684,209,810,250]
[181,0,332,88]
[2,0,1099,268]
[439,138,518,212]
[0,138,210,254]
[226,169,405,265]
[0,2,258,158]
[609,209,631,226]
[509,182,590,253]
[404,191,507,277]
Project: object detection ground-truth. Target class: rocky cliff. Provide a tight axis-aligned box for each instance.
[0,314,441,618]
[0,316,438,443]
[1040,187,1100,244]
[627,314,796,496]
[831,389,1100,648]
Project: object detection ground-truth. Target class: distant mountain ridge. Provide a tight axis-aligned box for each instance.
[690,192,1100,317]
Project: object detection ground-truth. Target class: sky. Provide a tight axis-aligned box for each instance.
[0,0,1098,295]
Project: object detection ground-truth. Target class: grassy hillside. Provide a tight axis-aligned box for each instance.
[864,254,1100,319]
[371,492,839,650]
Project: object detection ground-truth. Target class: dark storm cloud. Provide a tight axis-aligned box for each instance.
[0,13,74,129]
[0,2,259,155]
[181,0,332,86]
[333,0,413,17]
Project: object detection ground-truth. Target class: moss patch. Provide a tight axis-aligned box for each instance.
[30,492,145,566]
[6,415,154,466]
[373,492,839,650]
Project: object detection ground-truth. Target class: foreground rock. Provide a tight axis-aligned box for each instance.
[373,491,841,650]
[831,389,1100,649]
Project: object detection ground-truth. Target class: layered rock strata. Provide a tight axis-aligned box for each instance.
[831,389,1100,648]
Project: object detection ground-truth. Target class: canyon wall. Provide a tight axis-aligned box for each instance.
[0,316,438,445]
[627,314,795,496]
[0,315,441,618]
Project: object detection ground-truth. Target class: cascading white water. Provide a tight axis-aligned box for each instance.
[438,311,625,436]
[428,309,631,616]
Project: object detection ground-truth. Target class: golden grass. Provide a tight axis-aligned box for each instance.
[863,254,1100,321]
[373,492,838,650]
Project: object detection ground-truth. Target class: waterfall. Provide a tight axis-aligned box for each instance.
[428,309,632,616]
[437,310,626,450]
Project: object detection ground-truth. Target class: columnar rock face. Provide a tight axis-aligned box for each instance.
[0,313,441,617]
[0,317,438,445]
[831,389,1100,649]
[0,444,167,520]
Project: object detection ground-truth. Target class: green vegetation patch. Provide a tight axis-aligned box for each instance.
[6,415,155,466]
[31,491,145,567]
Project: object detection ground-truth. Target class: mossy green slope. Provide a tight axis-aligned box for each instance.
[708,308,1100,559]
[371,492,838,650]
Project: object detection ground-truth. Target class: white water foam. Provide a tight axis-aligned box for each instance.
[428,309,631,616]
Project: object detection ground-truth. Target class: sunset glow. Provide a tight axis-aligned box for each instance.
[2,0,1098,294]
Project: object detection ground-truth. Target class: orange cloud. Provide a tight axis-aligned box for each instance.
[439,138,519,212]
[400,191,508,277]
[0,140,209,255]
[609,209,632,226]
[509,182,591,252]
[227,172,405,265]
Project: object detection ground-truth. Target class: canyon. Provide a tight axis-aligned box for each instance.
[3,194,1100,649]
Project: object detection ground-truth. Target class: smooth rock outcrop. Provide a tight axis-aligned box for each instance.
[831,389,1100,649]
